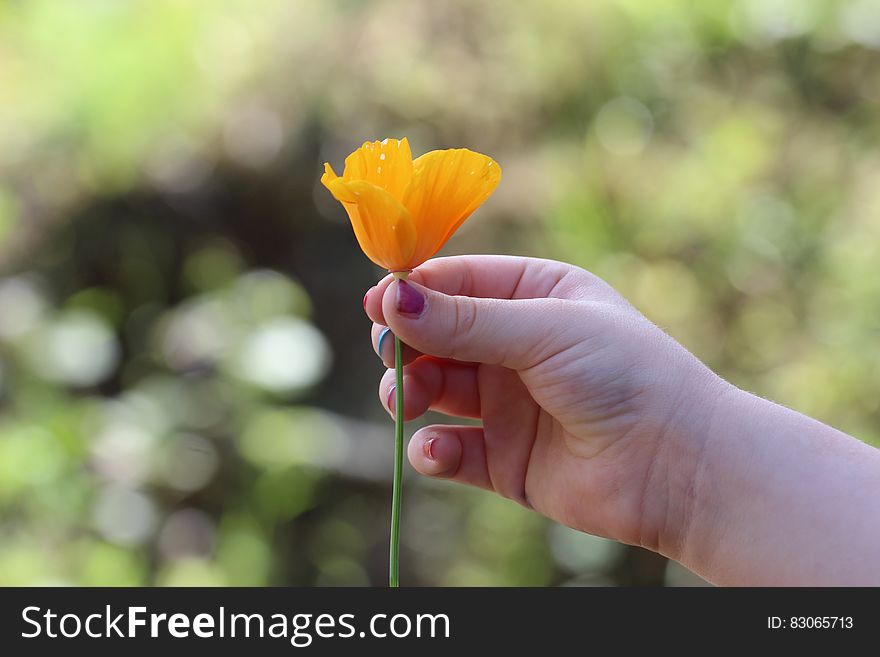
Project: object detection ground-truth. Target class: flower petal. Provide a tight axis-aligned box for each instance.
[321,163,355,201]
[403,149,501,264]
[342,137,414,201]
[323,175,417,271]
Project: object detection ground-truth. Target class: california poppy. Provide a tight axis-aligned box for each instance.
[321,137,499,587]
[321,137,501,271]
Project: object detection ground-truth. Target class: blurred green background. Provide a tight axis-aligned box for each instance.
[0,0,878,586]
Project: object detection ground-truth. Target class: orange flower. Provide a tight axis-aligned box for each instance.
[321,138,501,271]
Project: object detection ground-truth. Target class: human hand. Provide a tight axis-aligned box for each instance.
[364,255,725,558]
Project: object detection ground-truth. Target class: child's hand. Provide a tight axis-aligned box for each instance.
[366,255,880,585]
[364,255,723,558]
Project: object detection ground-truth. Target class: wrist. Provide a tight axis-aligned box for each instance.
[667,383,880,585]
[638,367,737,564]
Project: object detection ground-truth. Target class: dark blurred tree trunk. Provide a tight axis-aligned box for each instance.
[611,546,668,586]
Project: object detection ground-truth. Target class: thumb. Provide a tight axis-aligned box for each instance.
[381,278,575,370]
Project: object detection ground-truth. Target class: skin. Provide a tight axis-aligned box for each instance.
[364,255,880,586]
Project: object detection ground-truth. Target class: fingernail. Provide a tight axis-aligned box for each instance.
[387,385,396,411]
[376,327,392,358]
[395,280,425,317]
[423,437,436,461]
[363,289,370,310]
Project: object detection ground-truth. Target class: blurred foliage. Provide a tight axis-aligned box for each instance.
[0,0,878,586]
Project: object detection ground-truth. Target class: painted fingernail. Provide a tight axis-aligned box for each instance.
[423,437,437,461]
[363,289,370,310]
[395,280,425,317]
[387,385,396,411]
[376,327,392,358]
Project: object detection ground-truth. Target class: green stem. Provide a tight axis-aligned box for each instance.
[389,271,408,587]
[389,333,404,587]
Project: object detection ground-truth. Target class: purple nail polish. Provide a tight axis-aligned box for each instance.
[424,437,436,461]
[387,385,396,411]
[395,280,425,317]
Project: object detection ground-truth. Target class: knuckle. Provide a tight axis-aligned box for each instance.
[378,369,394,392]
[450,297,479,359]
[456,297,479,336]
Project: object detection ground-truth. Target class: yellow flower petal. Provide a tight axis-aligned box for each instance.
[403,148,501,264]
[342,137,414,201]
[322,175,417,271]
[322,140,500,271]
[321,163,355,201]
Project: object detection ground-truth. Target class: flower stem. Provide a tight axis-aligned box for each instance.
[389,270,408,587]
[389,333,404,587]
